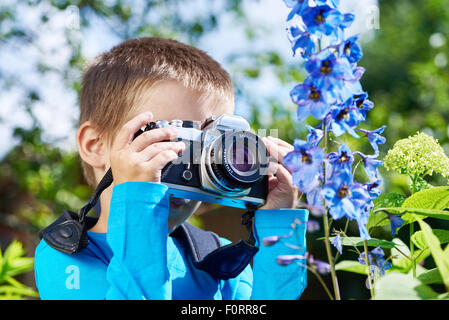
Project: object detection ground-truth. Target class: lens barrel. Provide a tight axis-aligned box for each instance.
[205,131,268,193]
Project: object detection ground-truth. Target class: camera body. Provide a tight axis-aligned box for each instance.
[138,114,269,209]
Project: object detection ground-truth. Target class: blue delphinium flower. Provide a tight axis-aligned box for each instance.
[307,220,321,232]
[352,152,384,181]
[281,0,386,248]
[315,0,340,9]
[305,49,353,93]
[288,26,316,58]
[329,99,363,138]
[283,139,326,193]
[358,246,392,277]
[277,254,306,266]
[331,233,342,254]
[338,35,363,64]
[308,254,332,274]
[301,5,354,41]
[290,76,335,121]
[387,214,404,236]
[364,179,382,200]
[306,124,324,146]
[328,143,354,173]
[283,0,310,21]
[322,170,371,222]
[354,92,374,120]
[357,126,387,156]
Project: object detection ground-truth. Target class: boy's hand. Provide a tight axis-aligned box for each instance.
[259,136,298,210]
[110,112,185,185]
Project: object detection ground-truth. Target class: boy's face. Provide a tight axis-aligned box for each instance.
[130,79,235,230]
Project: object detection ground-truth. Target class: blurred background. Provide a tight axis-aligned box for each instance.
[1,0,449,299]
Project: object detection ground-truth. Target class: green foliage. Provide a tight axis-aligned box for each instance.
[373,272,441,300]
[0,241,38,300]
[0,127,91,231]
[367,193,406,231]
[327,236,397,249]
[416,218,449,291]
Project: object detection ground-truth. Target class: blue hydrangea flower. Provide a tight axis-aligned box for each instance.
[331,233,343,254]
[358,246,392,277]
[283,139,326,193]
[328,143,354,173]
[290,76,335,121]
[357,126,387,156]
[306,124,324,146]
[283,0,310,21]
[338,35,363,64]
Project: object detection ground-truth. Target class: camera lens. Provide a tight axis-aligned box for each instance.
[231,144,254,173]
[205,131,268,193]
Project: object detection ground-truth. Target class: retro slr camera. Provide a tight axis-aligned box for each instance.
[136,114,269,209]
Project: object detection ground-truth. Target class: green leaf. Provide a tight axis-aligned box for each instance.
[328,236,397,249]
[367,193,406,231]
[335,260,368,275]
[375,207,449,222]
[416,218,449,291]
[412,229,449,250]
[401,186,449,223]
[374,193,407,210]
[374,272,439,300]
[390,238,430,273]
[417,268,443,285]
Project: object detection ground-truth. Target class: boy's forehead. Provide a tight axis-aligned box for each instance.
[133,80,234,122]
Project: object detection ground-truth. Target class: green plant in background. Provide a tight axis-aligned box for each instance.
[0,240,38,299]
[335,131,449,299]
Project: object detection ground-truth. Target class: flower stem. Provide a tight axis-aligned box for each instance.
[410,174,417,278]
[363,240,375,299]
[410,222,416,278]
[323,212,341,300]
[305,264,334,300]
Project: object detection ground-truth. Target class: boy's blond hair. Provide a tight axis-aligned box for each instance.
[79,37,234,186]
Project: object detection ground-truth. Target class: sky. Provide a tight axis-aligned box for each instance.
[0,0,378,159]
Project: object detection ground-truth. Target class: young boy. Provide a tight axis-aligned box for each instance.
[34,37,309,300]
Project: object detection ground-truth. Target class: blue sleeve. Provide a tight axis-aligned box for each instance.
[249,208,309,300]
[105,182,171,300]
[34,182,171,300]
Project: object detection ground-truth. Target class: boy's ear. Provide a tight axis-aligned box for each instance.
[77,121,108,169]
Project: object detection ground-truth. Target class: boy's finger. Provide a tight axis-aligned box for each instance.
[263,137,293,164]
[266,136,294,149]
[130,127,179,152]
[114,112,154,150]
[147,149,179,172]
[274,164,294,189]
[139,141,185,161]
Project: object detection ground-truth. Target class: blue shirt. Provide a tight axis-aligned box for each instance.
[34,182,308,300]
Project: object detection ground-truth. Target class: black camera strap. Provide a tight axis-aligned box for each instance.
[171,209,259,280]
